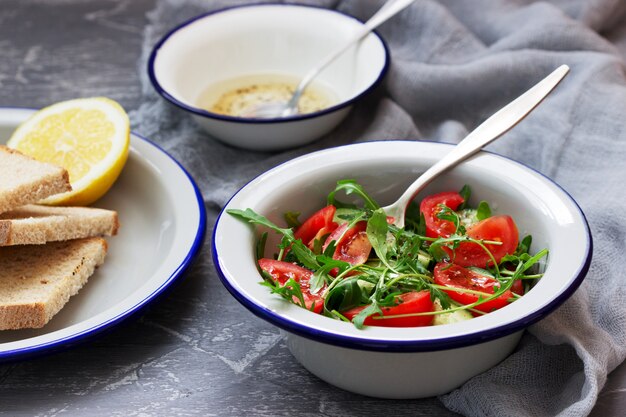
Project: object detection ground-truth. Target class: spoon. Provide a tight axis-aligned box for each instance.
[244,0,416,119]
[383,64,570,229]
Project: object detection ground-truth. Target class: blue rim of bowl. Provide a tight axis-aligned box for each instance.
[147,2,391,124]
[212,140,593,353]
[0,106,207,361]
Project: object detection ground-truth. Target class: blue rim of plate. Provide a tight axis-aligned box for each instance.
[147,2,391,124]
[212,140,593,353]
[0,106,207,361]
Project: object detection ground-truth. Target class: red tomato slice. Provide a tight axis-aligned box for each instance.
[294,205,338,249]
[323,221,372,266]
[420,191,465,238]
[258,259,324,314]
[342,291,434,327]
[448,215,519,267]
[433,263,513,313]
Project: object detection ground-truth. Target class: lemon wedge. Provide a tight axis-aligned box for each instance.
[7,97,130,206]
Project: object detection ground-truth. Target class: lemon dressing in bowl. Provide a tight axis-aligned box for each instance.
[197,74,338,118]
[148,4,389,150]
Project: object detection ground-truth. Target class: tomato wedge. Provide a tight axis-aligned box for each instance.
[420,191,465,238]
[342,291,434,327]
[323,221,372,266]
[258,259,324,314]
[433,263,514,313]
[294,205,338,249]
[448,215,519,267]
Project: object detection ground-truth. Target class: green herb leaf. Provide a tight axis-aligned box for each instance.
[333,207,362,224]
[517,235,532,255]
[260,277,307,309]
[416,211,426,236]
[476,201,492,220]
[228,208,321,270]
[429,285,452,309]
[284,211,301,229]
[404,201,422,231]
[429,239,452,262]
[458,184,471,210]
[325,277,368,312]
[436,204,461,234]
[517,248,549,277]
[290,240,319,270]
[256,232,268,261]
[327,179,380,211]
[367,209,390,264]
[317,254,350,272]
[352,303,382,329]
[227,208,296,241]
[309,257,351,295]
[309,270,327,295]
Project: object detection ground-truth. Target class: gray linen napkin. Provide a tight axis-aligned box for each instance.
[132,0,626,415]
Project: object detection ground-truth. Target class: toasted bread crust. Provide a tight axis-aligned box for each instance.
[0,221,9,247]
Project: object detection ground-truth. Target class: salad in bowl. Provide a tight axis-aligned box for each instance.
[229,181,547,329]
[212,140,591,398]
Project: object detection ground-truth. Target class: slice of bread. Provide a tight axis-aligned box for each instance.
[0,145,71,214]
[0,237,107,330]
[0,204,119,246]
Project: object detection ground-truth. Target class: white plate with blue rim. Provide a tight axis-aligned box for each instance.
[0,107,206,360]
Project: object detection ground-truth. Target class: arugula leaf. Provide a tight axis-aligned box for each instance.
[458,184,471,210]
[309,256,351,294]
[228,208,320,270]
[227,208,296,241]
[322,240,337,257]
[309,270,327,295]
[284,211,301,229]
[428,239,452,262]
[260,277,307,309]
[367,209,390,265]
[516,235,532,255]
[436,205,462,234]
[334,207,362,223]
[324,277,368,312]
[256,232,267,261]
[405,201,422,231]
[416,212,426,236]
[476,201,492,220]
[291,240,320,270]
[467,266,494,278]
[352,303,382,329]
[380,291,402,306]
[327,179,380,211]
[317,254,350,272]
[349,268,391,329]
[516,248,549,277]
[429,285,452,309]
[312,237,324,255]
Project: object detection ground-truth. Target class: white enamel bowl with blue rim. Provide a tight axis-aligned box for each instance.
[0,107,206,361]
[148,4,389,151]
[213,140,592,399]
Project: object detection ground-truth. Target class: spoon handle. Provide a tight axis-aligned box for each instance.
[286,0,415,111]
[385,64,570,227]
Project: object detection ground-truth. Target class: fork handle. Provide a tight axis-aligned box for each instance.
[286,0,416,111]
[384,64,570,228]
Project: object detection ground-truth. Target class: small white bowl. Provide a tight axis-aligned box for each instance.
[148,4,389,151]
[212,141,592,399]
